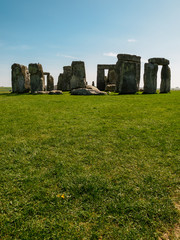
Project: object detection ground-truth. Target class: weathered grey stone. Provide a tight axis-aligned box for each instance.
[35,91,49,94]
[148,58,170,65]
[11,63,30,93]
[117,54,141,63]
[70,61,86,90]
[47,75,54,91]
[105,69,117,92]
[86,85,101,91]
[29,63,45,93]
[143,63,158,94]
[97,64,116,91]
[115,54,141,94]
[160,65,171,93]
[136,63,141,90]
[71,88,107,95]
[57,66,72,91]
[49,90,63,95]
[116,61,138,94]
[105,84,116,92]
[57,73,63,90]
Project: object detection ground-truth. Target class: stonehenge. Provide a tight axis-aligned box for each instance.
[57,66,72,91]
[11,63,30,93]
[57,61,86,91]
[97,64,116,91]
[160,65,171,93]
[143,58,171,94]
[70,61,86,90]
[29,63,45,93]
[11,54,171,95]
[116,54,141,94]
[97,54,141,94]
[44,72,54,91]
[143,63,158,94]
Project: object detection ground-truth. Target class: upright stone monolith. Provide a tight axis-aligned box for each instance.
[116,54,141,94]
[29,63,45,93]
[11,63,30,93]
[105,69,117,91]
[143,63,158,94]
[70,61,86,90]
[47,75,54,91]
[63,66,72,91]
[57,73,63,90]
[160,65,171,93]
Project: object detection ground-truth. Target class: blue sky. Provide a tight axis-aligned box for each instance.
[0,0,180,87]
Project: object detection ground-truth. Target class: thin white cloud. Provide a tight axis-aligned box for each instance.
[103,52,117,57]
[56,53,78,59]
[127,39,136,43]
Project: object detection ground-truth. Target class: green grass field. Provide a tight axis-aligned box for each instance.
[0,90,179,239]
[0,87,11,93]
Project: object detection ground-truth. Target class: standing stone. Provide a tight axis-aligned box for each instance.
[11,63,30,93]
[160,65,171,93]
[63,66,72,91]
[116,54,141,94]
[70,61,86,90]
[107,69,117,84]
[29,63,45,93]
[105,69,117,91]
[57,73,63,90]
[143,63,158,94]
[97,68,105,91]
[136,63,141,90]
[121,62,138,94]
[47,75,54,91]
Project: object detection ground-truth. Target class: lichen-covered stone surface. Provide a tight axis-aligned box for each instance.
[11,63,30,93]
[70,61,86,90]
[160,65,171,93]
[143,63,158,94]
[29,63,45,93]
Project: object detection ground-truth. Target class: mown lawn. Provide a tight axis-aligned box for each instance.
[0,91,179,239]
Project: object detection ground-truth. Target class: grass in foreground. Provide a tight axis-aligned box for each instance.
[0,91,179,239]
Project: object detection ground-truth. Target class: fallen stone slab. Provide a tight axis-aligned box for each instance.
[49,90,63,95]
[86,85,101,91]
[71,88,107,95]
[105,84,116,92]
[34,91,49,94]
